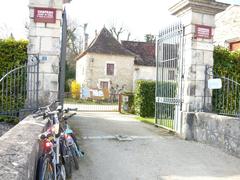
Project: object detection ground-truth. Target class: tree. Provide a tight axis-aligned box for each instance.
[65,18,89,92]
[144,34,155,43]
[109,25,124,41]
[67,19,84,58]
[108,21,131,41]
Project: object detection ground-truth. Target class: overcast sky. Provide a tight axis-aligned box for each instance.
[0,0,239,41]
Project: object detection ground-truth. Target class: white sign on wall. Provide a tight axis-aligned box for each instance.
[208,78,222,89]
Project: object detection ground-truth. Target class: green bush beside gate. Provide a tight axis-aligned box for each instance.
[0,38,28,74]
[134,80,155,117]
[213,46,240,79]
[134,80,177,118]
[0,38,28,122]
[213,46,240,114]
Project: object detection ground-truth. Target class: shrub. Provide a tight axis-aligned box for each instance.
[134,80,155,117]
[0,38,28,74]
[71,80,80,99]
[212,46,240,114]
[0,38,28,123]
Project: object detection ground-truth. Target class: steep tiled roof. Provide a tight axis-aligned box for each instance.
[121,41,156,66]
[76,27,134,60]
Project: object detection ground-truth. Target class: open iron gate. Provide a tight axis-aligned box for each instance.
[0,57,39,119]
[155,22,184,131]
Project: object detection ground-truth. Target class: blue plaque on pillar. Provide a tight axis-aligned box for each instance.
[39,55,48,62]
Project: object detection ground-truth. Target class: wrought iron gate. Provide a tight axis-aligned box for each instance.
[155,22,184,131]
[204,65,240,117]
[0,57,39,119]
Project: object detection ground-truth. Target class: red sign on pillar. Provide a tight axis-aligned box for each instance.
[34,7,56,23]
[195,25,212,39]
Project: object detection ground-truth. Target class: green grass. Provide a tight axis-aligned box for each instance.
[136,116,174,129]
[135,117,155,124]
[157,119,174,129]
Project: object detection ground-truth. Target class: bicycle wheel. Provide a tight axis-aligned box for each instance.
[57,164,66,180]
[70,145,79,170]
[37,155,54,180]
[63,147,72,178]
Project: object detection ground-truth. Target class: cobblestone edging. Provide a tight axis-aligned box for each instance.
[0,122,15,137]
[0,115,48,179]
[183,112,240,158]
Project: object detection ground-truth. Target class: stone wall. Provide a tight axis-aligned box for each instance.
[214,5,240,47]
[0,116,47,179]
[77,53,135,91]
[133,65,156,90]
[182,112,240,158]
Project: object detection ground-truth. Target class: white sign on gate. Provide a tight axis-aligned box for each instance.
[208,78,222,89]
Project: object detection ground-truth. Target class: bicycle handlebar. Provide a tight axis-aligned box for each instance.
[64,108,78,113]
[63,113,77,120]
[33,110,59,119]
[33,101,61,118]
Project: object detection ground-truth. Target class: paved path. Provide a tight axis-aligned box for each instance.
[69,112,240,180]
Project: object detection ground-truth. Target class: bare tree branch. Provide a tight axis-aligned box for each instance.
[108,22,129,41]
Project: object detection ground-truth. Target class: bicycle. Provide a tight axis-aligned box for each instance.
[34,103,67,180]
[60,108,84,170]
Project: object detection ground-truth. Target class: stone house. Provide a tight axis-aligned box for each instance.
[214,5,240,51]
[75,27,135,93]
[75,27,157,94]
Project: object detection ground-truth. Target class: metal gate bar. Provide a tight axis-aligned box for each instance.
[155,22,184,131]
[0,57,39,119]
[204,65,240,117]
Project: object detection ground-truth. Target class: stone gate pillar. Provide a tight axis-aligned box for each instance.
[169,0,229,138]
[28,0,70,105]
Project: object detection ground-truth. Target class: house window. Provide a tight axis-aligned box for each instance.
[106,63,114,75]
[100,81,108,89]
[168,70,175,80]
[230,41,240,51]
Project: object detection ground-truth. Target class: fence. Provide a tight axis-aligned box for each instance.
[64,92,120,112]
[0,58,39,119]
[204,65,240,117]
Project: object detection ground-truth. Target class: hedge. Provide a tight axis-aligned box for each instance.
[0,38,28,122]
[134,80,155,117]
[134,80,177,118]
[212,46,240,114]
[0,38,28,74]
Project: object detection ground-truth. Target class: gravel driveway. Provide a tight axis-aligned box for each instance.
[68,112,240,180]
